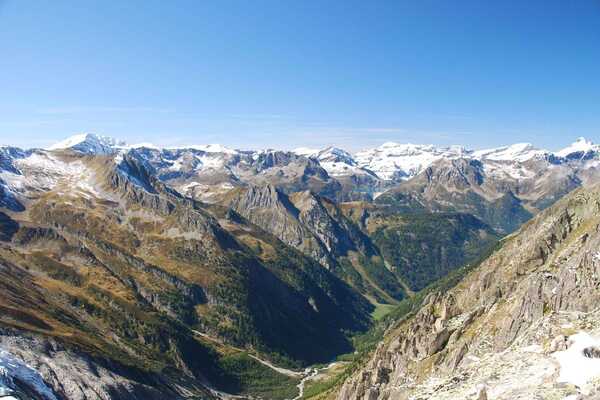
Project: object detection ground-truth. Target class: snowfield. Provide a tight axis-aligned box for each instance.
[554,332,600,393]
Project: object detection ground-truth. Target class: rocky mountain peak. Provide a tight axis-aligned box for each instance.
[234,184,289,210]
[555,137,599,159]
[316,147,357,165]
[423,157,484,188]
[0,147,28,175]
[48,133,126,155]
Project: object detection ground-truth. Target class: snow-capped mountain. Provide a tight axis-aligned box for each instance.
[44,134,600,183]
[554,137,600,160]
[472,142,546,162]
[3,133,600,400]
[354,138,598,181]
[48,133,126,155]
[354,142,471,180]
[11,134,599,205]
[294,146,375,178]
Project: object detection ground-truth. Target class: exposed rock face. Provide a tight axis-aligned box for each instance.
[229,184,335,267]
[0,328,199,400]
[0,182,24,212]
[337,185,600,399]
[232,186,375,265]
[227,185,406,301]
[377,157,534,233]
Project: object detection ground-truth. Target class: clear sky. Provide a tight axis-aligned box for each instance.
[1,0,599,151]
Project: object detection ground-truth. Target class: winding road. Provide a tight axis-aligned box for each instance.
[191,330,338,400]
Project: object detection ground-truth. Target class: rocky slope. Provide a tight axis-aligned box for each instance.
[0,147,372,399]
[376,153,592,234]
[225,184,406,303]
[295,147,383,200]
[337,184,600,400]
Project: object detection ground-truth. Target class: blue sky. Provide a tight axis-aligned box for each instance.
[1,0,599,151]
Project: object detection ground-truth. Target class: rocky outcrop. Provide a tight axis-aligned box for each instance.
[0,328,213,400]
[229,185,342,268]
[338,185,600,399]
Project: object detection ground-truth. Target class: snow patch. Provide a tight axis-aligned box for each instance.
[195,153,227,169]
[182,144,238,154]
[293,146,374,177]
[554,332,600,392]
[482,161,537,180]
[0,151,101,198]
[473,143,547,162]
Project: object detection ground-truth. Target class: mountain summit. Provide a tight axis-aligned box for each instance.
[47,133,126,154]
[555,136,599,159]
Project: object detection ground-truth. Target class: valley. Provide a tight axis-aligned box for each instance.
[1,134,600,399]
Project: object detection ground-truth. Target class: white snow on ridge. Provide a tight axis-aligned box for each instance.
[555,137,599,158]
[293,147,320,157]
[180,144,238,154]
[319,161,369,177]
[316,147,356,164]
[482,161,537,180]
[0,349,58,400]
[194,153,228,169]
[49,135,238,156]
[355,142,470,180]
[472,143,547,162]
[128,142,161,150]
[48,133,126,155]
[36,134,600,182]
[293,146,374,177]
[127,142,239,154]
[47,133,91,150]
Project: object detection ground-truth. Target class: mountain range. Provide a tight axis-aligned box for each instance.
[1,133,600,399]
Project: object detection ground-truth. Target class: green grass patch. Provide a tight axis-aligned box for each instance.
[302,377,340,399]
[371,302,396,321]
